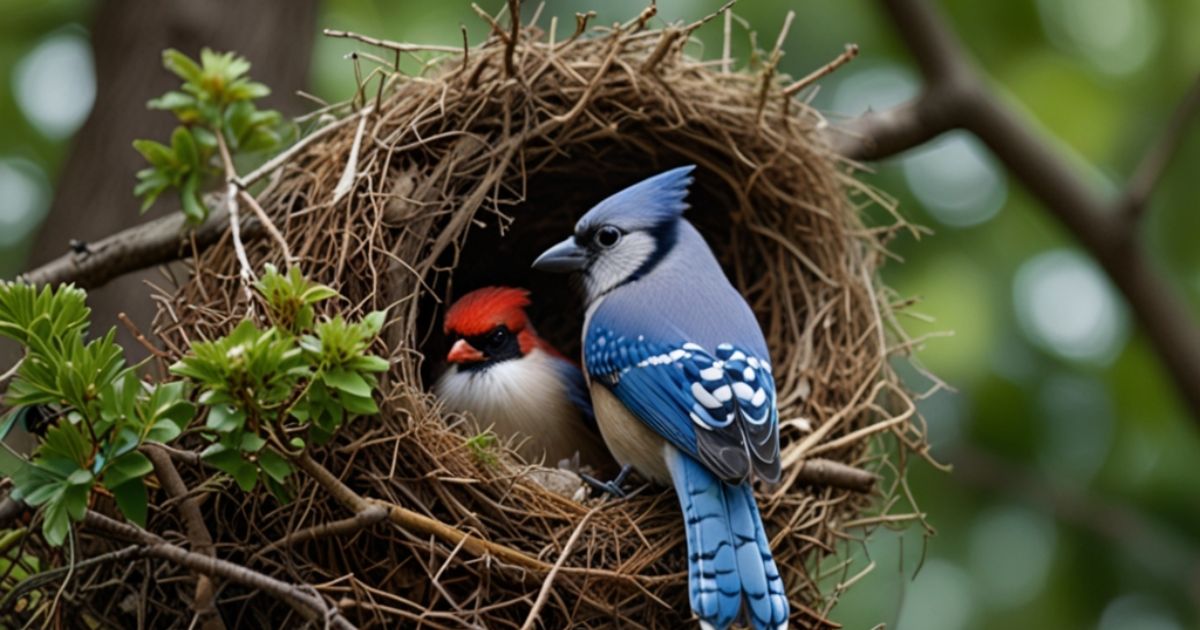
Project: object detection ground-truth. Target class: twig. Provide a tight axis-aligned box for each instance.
[472,3,510,44]
[82,510,355,629]
[214,132,257,294]
[783,43,859,96]
[117,312,168,359]
[755,9,795,123]
[460,24,470,74]
[721,8,733,73]
[792,458,878,494]
[639,29,681,73]
[1119,73,1200,221]
[0,545,142,615]
[142,444,224,630]
[237,190,293,265]
[623,2,657,33]
[519,506,599,630]
[252,504,388,560]
[237,112,362,189]
[292,452,551,572]
[684,0,737,36]
[505,0,521,77]
[321,29,461,53]
[332,107,373,205]
[570,11,596,42]
[834,0,1200,419]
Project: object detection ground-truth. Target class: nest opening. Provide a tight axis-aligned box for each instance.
[419,152,746,381]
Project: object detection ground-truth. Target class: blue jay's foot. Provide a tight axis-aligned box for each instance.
[581,464,633,498]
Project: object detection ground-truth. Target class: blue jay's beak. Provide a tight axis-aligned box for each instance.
[532,237,586,273]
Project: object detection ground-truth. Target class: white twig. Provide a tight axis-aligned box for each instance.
[237,112,362,188]
[333,107,373,205]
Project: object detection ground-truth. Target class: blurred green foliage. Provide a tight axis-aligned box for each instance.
[1,0,1198,628]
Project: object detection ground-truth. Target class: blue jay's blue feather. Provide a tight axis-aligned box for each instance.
[548,355,597,434]
[585,325,778,482]
[575,165,695,235]
[666,447,788,630]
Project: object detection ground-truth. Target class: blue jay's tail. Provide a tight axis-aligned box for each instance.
[666,447,789,630]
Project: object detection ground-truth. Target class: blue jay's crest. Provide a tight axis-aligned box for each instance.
[575,165,696,233]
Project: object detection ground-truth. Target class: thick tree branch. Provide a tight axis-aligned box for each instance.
[17,209,262,290]
[836,0,1200,419]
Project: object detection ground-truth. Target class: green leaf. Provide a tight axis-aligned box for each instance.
[0,408,20,442]
[239,432,265,453]
[348,355,390,373]
[171,127,199,168]
[132,139,174,169]
[0,441,32,477]
[103,451,153,489]
[180,172,207,223]
[361,310,386,336]
[339,393,378,416]
[42,495,71,546]
[323,369,372,398]
[162,49,203,83]
[147,91,196,112]
[231,461,258,492]
[300,285,338,304]
[63,482,89,521]
[66,468,93,486]
[110,480,148,527]
[22,481,64,508]
[206,405,244,433]
[145,419,182,443]
[257,449,291,483]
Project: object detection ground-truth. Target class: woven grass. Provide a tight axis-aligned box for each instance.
[41,7,930,628]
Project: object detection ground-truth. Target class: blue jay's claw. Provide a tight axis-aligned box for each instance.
[581,463,632,498]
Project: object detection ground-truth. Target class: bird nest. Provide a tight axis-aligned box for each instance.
[55,8,930,629]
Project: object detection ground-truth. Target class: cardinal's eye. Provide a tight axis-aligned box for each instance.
[486,328,509,348]
[594,225,622,248]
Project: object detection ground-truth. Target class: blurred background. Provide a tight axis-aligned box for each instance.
[1,0,1197,628]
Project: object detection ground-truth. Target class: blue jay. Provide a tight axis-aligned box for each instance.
[533,166,788,629]
[433,286,612,470]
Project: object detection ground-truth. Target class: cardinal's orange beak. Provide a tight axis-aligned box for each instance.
[447,339,485,364]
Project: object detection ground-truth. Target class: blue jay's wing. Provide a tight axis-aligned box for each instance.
[585,325,781,483]
[548,355,597,434]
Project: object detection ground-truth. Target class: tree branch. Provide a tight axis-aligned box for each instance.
[142,444,224,630]
[83,510,355,629]
[1119,73,1200,221]
[292,452,551,571]
[835,0,1200,419]
[16,208,262,290]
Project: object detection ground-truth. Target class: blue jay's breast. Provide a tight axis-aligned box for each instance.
[589,383,672,483]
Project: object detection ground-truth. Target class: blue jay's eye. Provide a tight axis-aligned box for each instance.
[594,225,622,248]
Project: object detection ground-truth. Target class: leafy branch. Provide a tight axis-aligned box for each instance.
[0,266,388,547]
[134,49,287,223]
